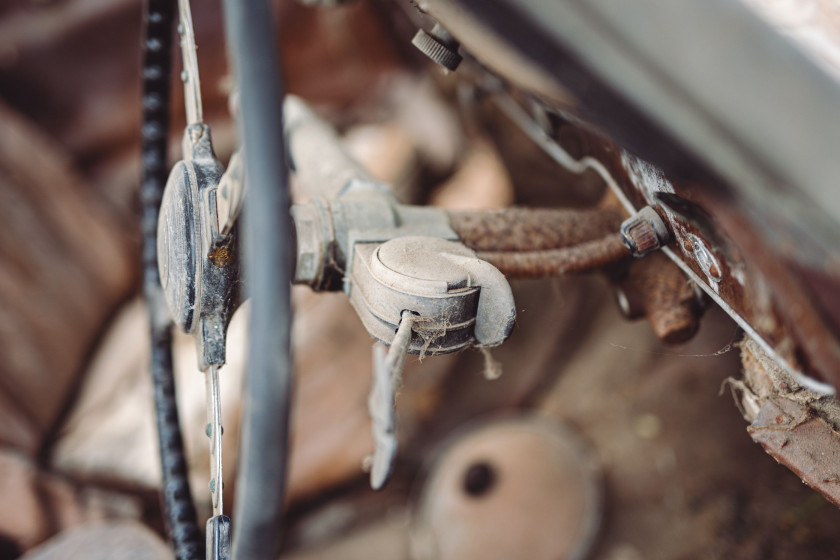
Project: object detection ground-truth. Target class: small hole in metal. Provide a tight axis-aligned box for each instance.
[463,461,496,497]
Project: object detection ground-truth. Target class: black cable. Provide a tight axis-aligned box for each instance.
[221,1,293,558]
[140,2,205,558]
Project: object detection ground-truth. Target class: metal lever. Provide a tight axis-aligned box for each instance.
[162,0,241,371]
[206,514,231,560]
[285,97,517,490]
[206,365,224,517]
[216,150,245,237]
[159,2,236,558]
[368,310,415,490]
[178,0,203,126]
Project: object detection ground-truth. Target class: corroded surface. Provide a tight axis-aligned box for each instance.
[735,338,840,507]
[449,207,624,252]
[477,234,628,278]
[619,252,702,344]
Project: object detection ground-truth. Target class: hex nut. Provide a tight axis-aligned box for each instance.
[620,206,670,257]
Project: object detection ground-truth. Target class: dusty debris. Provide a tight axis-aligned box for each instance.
[736,337,840,427]
[734,338,840,506]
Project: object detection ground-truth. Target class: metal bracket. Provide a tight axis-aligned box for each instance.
[285,96,518,490]
[158,124,241,371]
[350,237,515,354]
[291,186,516,354]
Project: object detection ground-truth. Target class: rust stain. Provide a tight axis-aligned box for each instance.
[618,252,701,345]
[209,246,233,267]
[750,397,840,508]
[450,207,624,252]
[477,234,628,279]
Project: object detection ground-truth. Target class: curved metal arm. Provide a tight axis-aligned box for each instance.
[178,0,203,125]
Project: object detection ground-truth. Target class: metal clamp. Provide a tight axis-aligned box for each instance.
[350,236,515,354]
[286,96,517,489]
[158,123,241,371]
[291,187,516,354]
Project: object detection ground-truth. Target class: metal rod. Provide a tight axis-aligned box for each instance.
[477,234,629,278]
[205,365,224,518]
[493,93,636,212]
[284,95,376,199]
[368,310,415,490]
[178,0,203,125]
[206,515,231,560]
[449,207,624,252]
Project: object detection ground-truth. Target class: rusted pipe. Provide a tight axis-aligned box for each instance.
[449,207,625,252]
[615,252,702,344]
[477,234,629,279]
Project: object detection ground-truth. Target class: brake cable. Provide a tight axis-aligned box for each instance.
[221,1,292,558]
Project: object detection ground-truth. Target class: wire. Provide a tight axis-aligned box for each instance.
[140,1,204,558]
[221,1,293,558]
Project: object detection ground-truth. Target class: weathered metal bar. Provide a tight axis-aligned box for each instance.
[449,207,624,252]
[477,234,628,279]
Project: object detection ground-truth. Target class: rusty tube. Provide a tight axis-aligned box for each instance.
[449,207,625,252]
[616,252,702,345]
[477,234,629,278]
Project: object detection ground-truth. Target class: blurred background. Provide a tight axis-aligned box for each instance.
[2,0,840,558]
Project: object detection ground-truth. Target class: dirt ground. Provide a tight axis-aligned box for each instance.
[276,279,840,560]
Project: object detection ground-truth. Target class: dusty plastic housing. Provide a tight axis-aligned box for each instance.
[349,236,515,355]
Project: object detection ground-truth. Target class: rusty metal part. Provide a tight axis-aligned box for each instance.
[477,234,628,279]
[616,252,702,345]
[449,207,624,252]
[619,206,670,257]
[748,397,840,507]
[491,90,840,394]
[711,202,840,391]
[734,338,840,507]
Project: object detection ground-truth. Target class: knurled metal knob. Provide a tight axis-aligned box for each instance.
[412,24,462,71]
[620,206,670,257]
